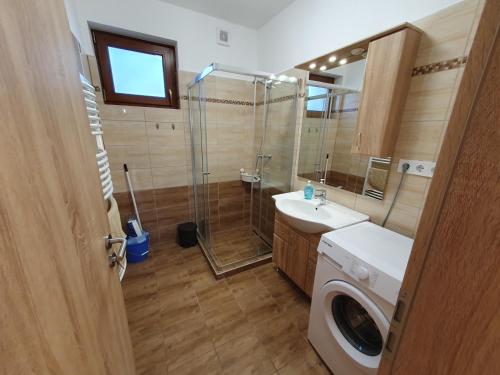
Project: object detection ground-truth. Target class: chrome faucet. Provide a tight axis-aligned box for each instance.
[314,178,327,206]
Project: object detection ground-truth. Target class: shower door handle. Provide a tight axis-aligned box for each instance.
[202,172,210,175]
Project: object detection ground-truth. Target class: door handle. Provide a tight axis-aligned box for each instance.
[105,235,127,267]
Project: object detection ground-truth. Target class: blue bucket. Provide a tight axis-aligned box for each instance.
[126,231,150,263]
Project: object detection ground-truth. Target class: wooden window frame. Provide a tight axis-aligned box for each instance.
[91,29,179,108]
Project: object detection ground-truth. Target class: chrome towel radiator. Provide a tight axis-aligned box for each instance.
[80,74,113,200]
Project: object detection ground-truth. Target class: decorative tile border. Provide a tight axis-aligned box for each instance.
[180,95,254,106]
[181,94,297,107]
[412,56,467,76]
[255,94,297,106]
[332,107,358,113]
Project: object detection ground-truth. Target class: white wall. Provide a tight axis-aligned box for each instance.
[71,0,259,73]
[63,0,82,43]
[258,0,462,72]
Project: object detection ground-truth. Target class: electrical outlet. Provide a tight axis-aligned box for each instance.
[397,159,436,178]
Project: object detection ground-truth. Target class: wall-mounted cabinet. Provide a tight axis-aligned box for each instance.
[296,24,422,200]
[352,28,421,156]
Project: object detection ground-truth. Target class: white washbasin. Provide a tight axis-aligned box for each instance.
[273,191,369,233]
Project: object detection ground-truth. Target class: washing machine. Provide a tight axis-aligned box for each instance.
[308,221,413,375]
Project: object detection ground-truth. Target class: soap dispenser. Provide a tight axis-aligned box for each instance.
[304,180,314,200]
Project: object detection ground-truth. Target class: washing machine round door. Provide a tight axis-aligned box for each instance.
[319,280,389,372]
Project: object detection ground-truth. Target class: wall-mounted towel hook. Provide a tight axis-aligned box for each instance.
[171,123,175,130]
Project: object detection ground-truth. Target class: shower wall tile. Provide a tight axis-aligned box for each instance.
[152,166,188,189]
[154,186,189,209]
[149,144,188,168]
[291,0,485,239]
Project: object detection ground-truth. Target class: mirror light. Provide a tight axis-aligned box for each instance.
[328,55,337,63]
[309,63,317,69]
[319,66,327,71]
[339,58,348,65]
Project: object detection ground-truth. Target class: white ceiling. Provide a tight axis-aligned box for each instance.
[158,0,295,29]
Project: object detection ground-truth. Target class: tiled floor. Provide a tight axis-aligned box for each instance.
[211,225,271,266]
[122,242,331,375]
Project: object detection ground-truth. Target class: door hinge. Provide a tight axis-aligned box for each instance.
[382,290,410,361]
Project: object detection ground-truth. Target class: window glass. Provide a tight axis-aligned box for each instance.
[108,47,166,98]
[307,85,329,112]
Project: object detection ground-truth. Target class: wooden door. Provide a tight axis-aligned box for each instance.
[0,1,135,374]
[378,0,500,373]
[353,28,421,156]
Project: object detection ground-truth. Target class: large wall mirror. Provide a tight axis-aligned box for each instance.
[297,57,391,200]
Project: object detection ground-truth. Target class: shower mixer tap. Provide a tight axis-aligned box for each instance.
[257,154,272,160]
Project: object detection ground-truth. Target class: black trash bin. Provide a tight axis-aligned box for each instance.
[177,222,198,248]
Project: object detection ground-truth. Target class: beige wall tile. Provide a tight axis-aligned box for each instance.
[152,166,188,188]
[107,144,151,170]
[149,144,187,168]
[103,121,148,146]
[413,0,478,66]
[383,203,421,238]
[383,164,430,208]
[100,105,146,121]
[111,167,153,193]
[146,122,186,146]
[144,107,183,122]
[393,121,445,161]
[402,69,458,122]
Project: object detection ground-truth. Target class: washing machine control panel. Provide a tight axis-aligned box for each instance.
[318,236,401,305]
[351,264,369,280]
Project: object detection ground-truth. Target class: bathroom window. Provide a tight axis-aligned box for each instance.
[92,30,179,108]
[306,85,329,113]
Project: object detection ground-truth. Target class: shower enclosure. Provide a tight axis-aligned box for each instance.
[188,63,298,276]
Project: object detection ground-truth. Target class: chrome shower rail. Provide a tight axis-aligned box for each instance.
[188,62,293,88]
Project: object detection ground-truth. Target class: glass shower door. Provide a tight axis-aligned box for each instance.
[189,81,211,250]
[251,79,297,246]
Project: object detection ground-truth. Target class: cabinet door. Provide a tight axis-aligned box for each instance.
[273,234,287,271]
[353,28,421,156]
[304,259,317,297]
[286,232,310,289]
